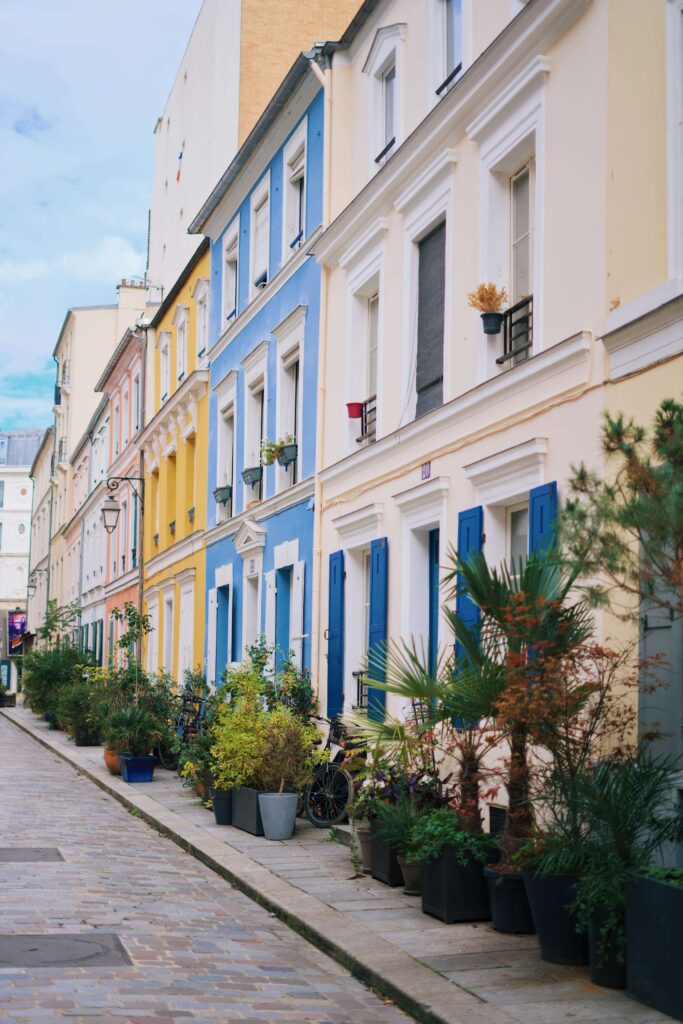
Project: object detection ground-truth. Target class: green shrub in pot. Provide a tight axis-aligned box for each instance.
[256,708,318,841]
[102,706,163,756]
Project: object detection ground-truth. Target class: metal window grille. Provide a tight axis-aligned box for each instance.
[356,395,377,443]
[497,295,533,366]
[352,670,369,710]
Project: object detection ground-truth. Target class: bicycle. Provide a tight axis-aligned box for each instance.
[303,716,353,828]
[155,689,206,771]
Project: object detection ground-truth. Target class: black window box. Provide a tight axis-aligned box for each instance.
[232,786,264,836]
[370,818,403,886]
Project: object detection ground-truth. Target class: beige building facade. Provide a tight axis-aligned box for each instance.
[312,0,682,746]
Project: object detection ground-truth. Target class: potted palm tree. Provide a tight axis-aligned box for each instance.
[103,706,162,783]
[444,548,593,934]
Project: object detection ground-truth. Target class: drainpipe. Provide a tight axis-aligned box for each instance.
[136,323,148,662]
[307,48,333,702]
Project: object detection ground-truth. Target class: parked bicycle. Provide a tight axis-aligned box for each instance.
[303,716,353,827]
[155,688,206,771]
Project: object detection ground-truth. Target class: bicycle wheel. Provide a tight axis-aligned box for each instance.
[155,741,179,772]
[304,764,352,828]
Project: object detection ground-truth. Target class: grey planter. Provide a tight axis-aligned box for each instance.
[241,466,263,487]
[259,792,298,841]
[276,443,298,467]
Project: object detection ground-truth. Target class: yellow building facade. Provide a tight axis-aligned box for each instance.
[140,240,211,684]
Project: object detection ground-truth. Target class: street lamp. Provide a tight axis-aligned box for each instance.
[27,579,37,598]
[101,494,120,534]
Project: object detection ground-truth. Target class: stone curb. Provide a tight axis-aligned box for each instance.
[1,708,518,1024]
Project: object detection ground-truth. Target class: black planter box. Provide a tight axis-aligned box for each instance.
[588,905,626,989]
[232,786,264,836]
[485,868,535,934]
[0,692,16,708]
[370,819,403,887]
[524,873,588,965]
[74,725,101,747]
[628,875,682,1016]
[421,848,491,923]
[211,789,233,826]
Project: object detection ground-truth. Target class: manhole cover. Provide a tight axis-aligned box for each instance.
[0,934,131,967]
[0,848,63,863]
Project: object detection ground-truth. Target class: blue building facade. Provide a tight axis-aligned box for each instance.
[194,65,324,684]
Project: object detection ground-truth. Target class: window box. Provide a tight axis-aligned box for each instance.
[242,466,263,487]
[213,485,232,505]
[370,818,403,887]
[188,506,195,524]
[276,443,297,468]
[169,520,176,536]
[153,533,159,547]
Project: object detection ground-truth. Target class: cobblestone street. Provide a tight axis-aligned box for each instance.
[0,716,410,1024]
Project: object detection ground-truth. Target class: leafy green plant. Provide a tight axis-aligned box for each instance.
[374,797,430,859]
[641,865,683,889]
[102,705,162,756]
[260,434,295,466]
[408,807,495,865]
[55,678,101,737]
[210,676,267,789]
[263,653,317,720]
[255,708,318,793]
[533,749,683,966]
[22,642,86,717]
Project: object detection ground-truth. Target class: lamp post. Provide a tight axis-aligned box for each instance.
[101,494,121,534]
[101,477,144,534]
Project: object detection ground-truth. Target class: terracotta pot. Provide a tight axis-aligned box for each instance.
[103,748,121,775]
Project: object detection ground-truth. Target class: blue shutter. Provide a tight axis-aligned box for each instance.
[368,537,389,722]
[455,506,484,661]
[326,551,345,720]
[529,481,558,554]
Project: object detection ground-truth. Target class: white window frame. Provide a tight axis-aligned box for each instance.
[221,218,240,327]
[113,403,120,458]
[363,24,406,176]
[162,586,174,675]
[393,477,449,658]
[193,278,210,359]
[241,341,269,504]
[463,436,547,568]
[282,118,307,260]
[273,305,306,493]
[468,56,549,382]
[159,331,171,401]
[122,386,129,447]
[132,374,140,433]
[340,218,388,453]
[174,305,189,382]
[396,151,456,423]
[242,553,263,660]
[249,172,270,297]
[177,576,195,682]
[428,0,470,106]
[214,371,237,524]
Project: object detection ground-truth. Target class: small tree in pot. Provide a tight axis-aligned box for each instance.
[103,706,162,783]
[256,708,318,840]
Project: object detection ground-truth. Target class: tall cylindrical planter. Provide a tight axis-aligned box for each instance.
[627,875,683,1018]
[259,792,298,841]
[485,868,535,934]
[523,873,588,965]
[212,789,233,826]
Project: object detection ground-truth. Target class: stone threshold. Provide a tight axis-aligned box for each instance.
[1,707,517,1024]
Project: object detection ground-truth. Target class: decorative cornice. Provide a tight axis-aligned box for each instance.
[144,529,205,578]
[204,477,315,549]
[139,370,208,461]
[320,331,591,487]
[332,503,384,548]
[464,438,548,506]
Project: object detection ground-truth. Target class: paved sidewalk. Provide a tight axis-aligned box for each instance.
[3,706,674,1024]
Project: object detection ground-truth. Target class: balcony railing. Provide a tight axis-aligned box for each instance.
[351,670,369,710]
[356,395,377,443]
[497,295,533,366]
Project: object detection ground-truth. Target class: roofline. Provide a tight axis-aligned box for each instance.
[52,304,117,357]
[29,426,54,478]
[188,53,316,234]
[70,395,109,465]
[148,237,210,329]
[187,0,382,237]
[95,327,144,393]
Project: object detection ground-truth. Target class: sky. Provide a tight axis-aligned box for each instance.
[0,0,203,432]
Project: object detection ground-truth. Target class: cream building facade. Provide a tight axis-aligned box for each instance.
[47,283,149,620]
[312,0,682,743]
[26,427,53,645]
